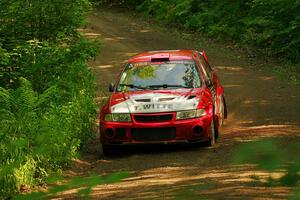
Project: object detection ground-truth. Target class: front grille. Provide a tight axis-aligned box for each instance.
[115,128,126,140]
[134,114,173,123]
[131,128,176,141]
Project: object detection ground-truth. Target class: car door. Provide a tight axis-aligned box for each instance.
[199,52,226,127]
[197,54,216,99]
[198,52,225,124]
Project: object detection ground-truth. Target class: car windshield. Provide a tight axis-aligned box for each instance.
[117,61,202,92]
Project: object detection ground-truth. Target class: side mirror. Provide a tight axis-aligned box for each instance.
[108,83,114,92]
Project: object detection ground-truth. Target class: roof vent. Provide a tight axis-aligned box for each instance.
[151,58,170,62]
[151,53,170,62]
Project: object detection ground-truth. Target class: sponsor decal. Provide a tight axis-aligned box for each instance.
[134,104,173,111]
[111,93,200,114]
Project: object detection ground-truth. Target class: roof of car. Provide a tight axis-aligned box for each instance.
[128,50,196,63]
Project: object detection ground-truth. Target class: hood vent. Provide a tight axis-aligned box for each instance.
[134,99,151,102]
[158,97,175,102]
[187,95,196,100]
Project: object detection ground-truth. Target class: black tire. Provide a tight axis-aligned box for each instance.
[215,97,225,139]
[102,144,117,156]
[219,97,225,127]
[204,120,216,147]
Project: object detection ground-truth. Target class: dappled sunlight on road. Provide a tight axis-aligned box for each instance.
[120,52,139,57]
[139,29,152,33]
[78,28,102,39]
[96,64,114,69]
[84,32,102,39]
[222,124,300,144]
[86,166,288,199]
[104,36,127,42]
[53,164,290,199]
[241,99,270,106]
[223,84,242,88]
[58,121,300,199]
[258,76,274,81]
[215,66,244,71]
[215,62,300,128]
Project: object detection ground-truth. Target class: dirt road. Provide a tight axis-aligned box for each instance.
[63,9,300,199]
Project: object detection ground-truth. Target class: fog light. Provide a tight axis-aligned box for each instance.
[193,126,203,135]
[105,128,116,139]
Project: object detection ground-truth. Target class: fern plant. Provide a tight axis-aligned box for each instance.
[0,78,38,198]
[0,76,96,198]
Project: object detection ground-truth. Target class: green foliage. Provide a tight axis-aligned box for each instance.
[0,45,99,197]
[0,0,100,198]
[0,0,91,42]
[0,75,97,198]
[233,139,285,171]
[0,43,10,65]
[233,138,300,199]
[93,0,144,8]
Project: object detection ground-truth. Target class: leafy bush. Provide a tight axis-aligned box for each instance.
[0,0,100,198]
[92,0,144,8]
[0,51,98,198]
[0,0,91,42]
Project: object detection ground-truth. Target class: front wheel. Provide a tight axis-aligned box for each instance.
[219,97,225,127]
[204,120,216,147]
[215,97,225,139]
[102,144,118,156]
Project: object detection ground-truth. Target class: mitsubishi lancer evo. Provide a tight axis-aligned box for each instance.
[99,50,227,155]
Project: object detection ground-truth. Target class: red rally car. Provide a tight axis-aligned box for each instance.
[100,50,227,154]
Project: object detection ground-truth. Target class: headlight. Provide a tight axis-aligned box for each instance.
[176,109,206,120]
[105,113,132,122]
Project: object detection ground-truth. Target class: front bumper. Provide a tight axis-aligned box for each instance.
[100,112,213,145]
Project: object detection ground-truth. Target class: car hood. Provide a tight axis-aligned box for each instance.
[109,88,204,114]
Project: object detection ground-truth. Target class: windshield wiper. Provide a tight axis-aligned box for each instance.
[119,84,147,90]
[147,84,191,89]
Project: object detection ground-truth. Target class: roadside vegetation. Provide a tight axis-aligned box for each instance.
[0,0,100,198]
[97,0,300,82]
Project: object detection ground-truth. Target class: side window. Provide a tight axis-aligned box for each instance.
[199,54,213,79]
[196,59,212,87]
